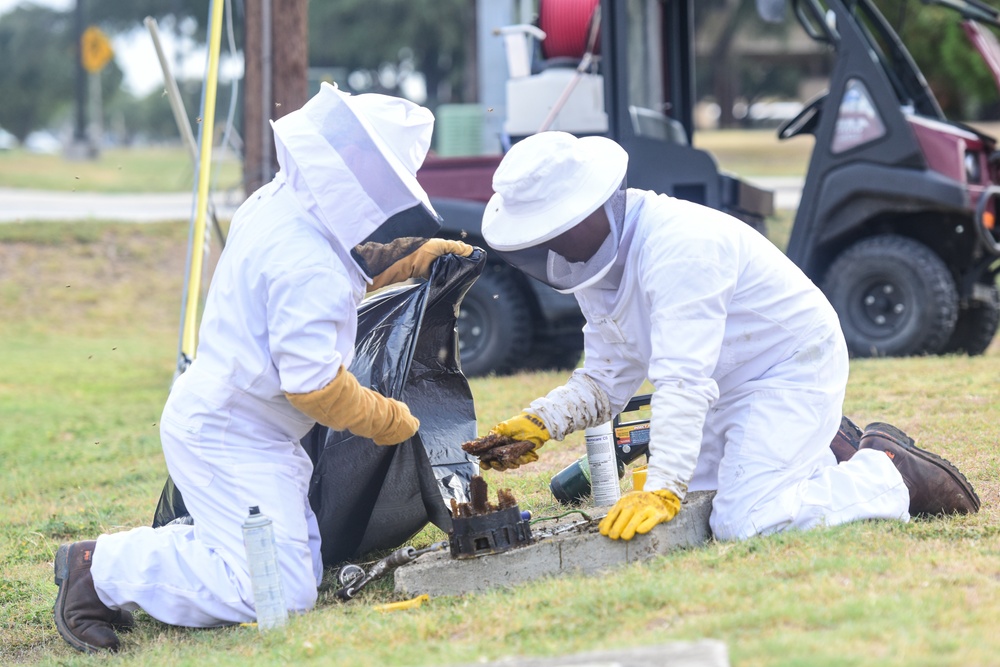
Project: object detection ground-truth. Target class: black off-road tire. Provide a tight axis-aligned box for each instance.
[456,264,533,376]
[822,235,958,357]
[940,283,999,356]
[522,331,585,372]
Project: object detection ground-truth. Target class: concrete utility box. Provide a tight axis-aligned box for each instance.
[394,490,715,598]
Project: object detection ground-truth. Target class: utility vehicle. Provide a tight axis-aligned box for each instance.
[773,0,1000,357]
[419,0,1000,375]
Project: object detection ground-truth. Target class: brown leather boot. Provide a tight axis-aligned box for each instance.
[111,608,135,632]
[53,541,122,652]
[859,423,981,516]
[830,415,863,463]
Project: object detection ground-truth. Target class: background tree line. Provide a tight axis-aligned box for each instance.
[0,0,472,146]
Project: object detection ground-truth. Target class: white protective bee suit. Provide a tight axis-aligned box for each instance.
[88,84,447,626]
[483,132,910,541]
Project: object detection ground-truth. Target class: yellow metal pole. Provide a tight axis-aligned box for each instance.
[179,0,226,371]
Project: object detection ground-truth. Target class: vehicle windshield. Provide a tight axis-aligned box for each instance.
[625,0,689,143]
[626,0,666,114]
[795,0,944,119]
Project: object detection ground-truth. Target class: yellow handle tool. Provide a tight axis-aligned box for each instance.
[373,594,430,613]
[177,0,225,376]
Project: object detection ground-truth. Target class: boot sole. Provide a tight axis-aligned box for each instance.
[862,427,981,514]
[53,545,109,654]
[864,422,915,447]
[841,416,863,445]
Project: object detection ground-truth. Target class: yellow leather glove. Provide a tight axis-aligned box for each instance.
[286,365,418,445]
[598,489,682,541]
[480,413,550,471]
[368,238,474,292]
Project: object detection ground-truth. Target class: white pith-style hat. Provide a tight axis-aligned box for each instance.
[482,131,628,251]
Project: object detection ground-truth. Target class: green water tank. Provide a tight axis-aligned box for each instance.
[434,104,484,157]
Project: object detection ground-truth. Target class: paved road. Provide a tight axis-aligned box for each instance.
[0,177,802,223]
[0,188,241,223]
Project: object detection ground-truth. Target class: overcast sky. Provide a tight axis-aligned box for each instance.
[0,0,243,97]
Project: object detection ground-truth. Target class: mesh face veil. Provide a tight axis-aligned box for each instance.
[308,103,440,278]
[545,182,627,293]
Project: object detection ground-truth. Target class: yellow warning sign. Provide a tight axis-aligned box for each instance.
[81,26,113,74]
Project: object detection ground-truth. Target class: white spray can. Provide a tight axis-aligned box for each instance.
[242,506,288,632]
[585,420,621,507]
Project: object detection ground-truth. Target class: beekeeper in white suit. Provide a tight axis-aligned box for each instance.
[52,83,472,653]
[474,131,978,543]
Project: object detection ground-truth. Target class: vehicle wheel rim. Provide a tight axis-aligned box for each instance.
[457,301,488,361]
[854,278,909,336]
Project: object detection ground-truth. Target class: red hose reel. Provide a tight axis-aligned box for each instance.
[539,0,601,61]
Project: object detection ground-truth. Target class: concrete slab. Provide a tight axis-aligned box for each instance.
[446,640,730,667]
[394,490,715,597]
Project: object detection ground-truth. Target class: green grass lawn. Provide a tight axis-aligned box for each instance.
[694,128,814,178]
[0,146,243,194]
[1,221,998,666]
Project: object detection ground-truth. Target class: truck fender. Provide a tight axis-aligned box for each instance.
[793,164,969,277]
[813,164,968,247]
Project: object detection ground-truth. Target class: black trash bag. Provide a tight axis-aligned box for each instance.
[152,250,484,566]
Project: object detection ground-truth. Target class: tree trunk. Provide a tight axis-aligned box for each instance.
[272,0,309,117]
[243,0,309,197]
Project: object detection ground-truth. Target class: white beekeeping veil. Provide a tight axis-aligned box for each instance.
[271,82,442,280]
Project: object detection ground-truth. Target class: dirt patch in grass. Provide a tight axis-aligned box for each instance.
[0,222,220,337]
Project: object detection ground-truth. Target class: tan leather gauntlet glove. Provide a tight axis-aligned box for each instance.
[286,366,418,445]
[367,239,474,292]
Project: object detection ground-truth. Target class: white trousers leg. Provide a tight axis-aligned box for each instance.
[689,329,910,541]
[90,397,324,627]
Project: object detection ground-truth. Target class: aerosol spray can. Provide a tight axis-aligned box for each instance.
[242,506,288,632]
[584,420,621,507]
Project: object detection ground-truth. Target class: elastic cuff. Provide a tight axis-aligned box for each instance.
[642,471,688,502]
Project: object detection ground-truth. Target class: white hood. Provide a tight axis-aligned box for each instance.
[270,83,441,272]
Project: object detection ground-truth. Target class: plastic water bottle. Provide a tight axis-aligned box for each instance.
[242,506,288,631]
[585,421,622,507]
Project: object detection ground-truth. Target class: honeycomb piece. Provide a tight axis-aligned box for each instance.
[461,432,512,455]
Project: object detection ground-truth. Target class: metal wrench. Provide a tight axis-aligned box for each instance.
[334,540,448,601]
